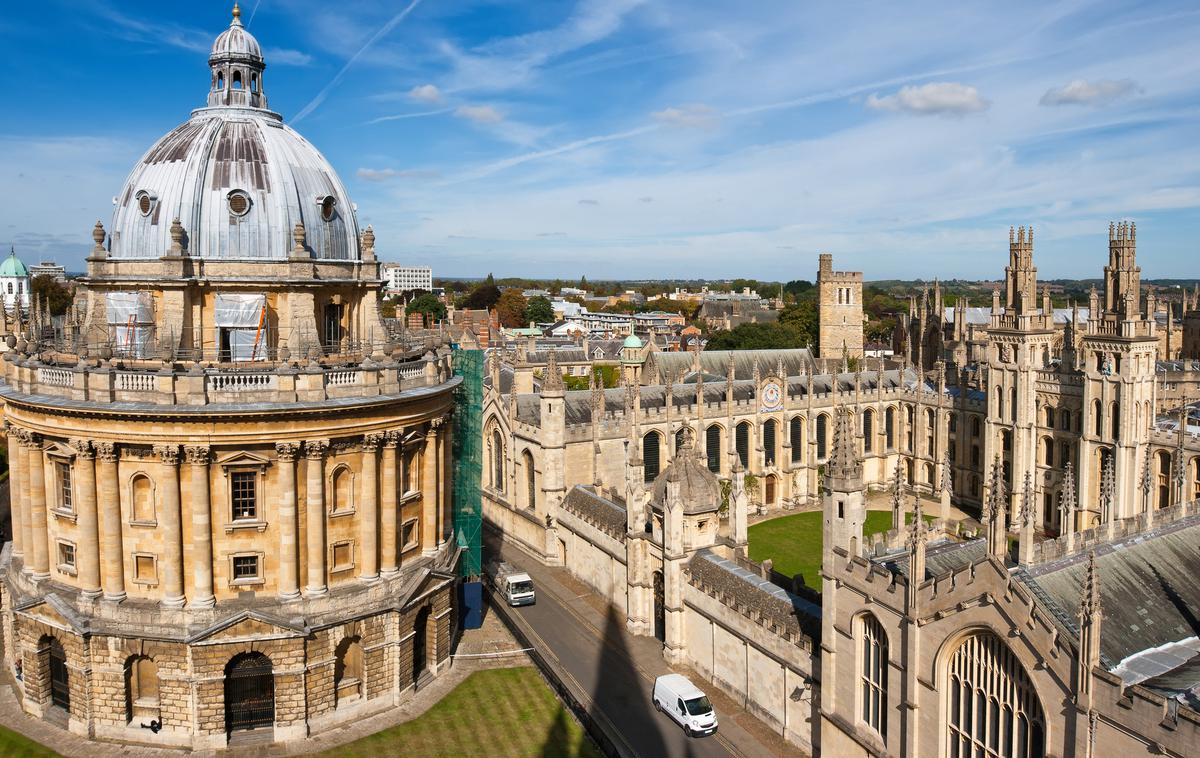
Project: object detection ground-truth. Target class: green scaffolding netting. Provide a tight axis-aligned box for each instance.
[452,348,483,579]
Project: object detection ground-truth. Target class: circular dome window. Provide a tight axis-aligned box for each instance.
[135,190,156,217]
[228,190,251,217]
[320,195,337,222]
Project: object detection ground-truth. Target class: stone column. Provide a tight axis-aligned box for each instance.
[304,440,329,596]
[275,442,301,600]
[69,439,101,598]
[440,419,454,546]
[421,422,440,556]
[6,426,26,561]
[95,442,125,601]
[184,446,214,608]
[359,434,382,582]
[155,445,185,608]
[26,434,49,579]
[380,433,399,578]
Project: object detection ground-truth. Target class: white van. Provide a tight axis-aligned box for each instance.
[652,674,718,737]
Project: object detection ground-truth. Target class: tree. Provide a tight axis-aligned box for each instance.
[406,293,446,325]
[495,289,530,328]
[31,275,73,316]
[524,295,554,325]
[461,282,501,310]
[705,322,810,350]
[783,279,813,297]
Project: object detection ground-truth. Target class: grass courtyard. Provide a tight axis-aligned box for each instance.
[0,667,594,758]
[748,510,929,591]
[318,666,600,758]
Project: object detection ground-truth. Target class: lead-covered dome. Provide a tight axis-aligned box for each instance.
[106,6,360,262]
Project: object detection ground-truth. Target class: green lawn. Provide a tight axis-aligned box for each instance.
[318,667,600,758]
[0,726,60,758]
[748,510,930,591]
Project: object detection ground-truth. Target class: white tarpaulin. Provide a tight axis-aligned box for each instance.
[214,293,266,328]
[105,291,154,325]
[215,293,267,361]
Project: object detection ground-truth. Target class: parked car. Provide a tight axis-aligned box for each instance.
[652,674,718,737]
[485,560,536,606]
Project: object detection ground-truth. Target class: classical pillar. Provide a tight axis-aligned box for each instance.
[95,442,125,601]
[184,446,214,608]
[275,442,301,600]
[359,434,381,582]
[26,434,49,579]
[69,439,101,598]
[304,440,329,596]
[6,426,25,561]
[440,419,454,546]
[379,433,399,578]
[155,445,185,609]
[421,422,440,556]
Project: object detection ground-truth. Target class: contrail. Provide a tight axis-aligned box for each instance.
[367,107,454,125]
[293,0,425,124]
[248,0,263,26]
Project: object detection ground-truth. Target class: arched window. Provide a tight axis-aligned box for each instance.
[859,615,888,739]
[790,417,804,463]
[905,406,915,451]
[251,73,259,93]
[1060,441,1071,469]
[1041,437,1053,467]
[863,410,874,453]
[334,637,364,706]
[947,632,1045,758]
[1044,406,1055,428]
[5,283,11,295]
[1009,387,1017,421]
[970,416,981,438]
[995,386,1004,419]
[331,466,352,513]
[643,431,661,482]
[1110,402,1120,441]
[705,425,721,473]
[217,71,225,89]
[125,655,159,723]
[763,419,776,466]
[816,415,828,460]
[906,458,914,484]
[1157,451,1171,509]
[131,474,155,523]
[971,444,980,467]
[1060,409,1071,431]
[232,70,243,89]
[1002,430,1012,453]
[523,450,535,508]
[1093,399,1103,437]
[491,429,504,492]
[925,462,934,485]
[735,422,750,468]
[885,407,896,449]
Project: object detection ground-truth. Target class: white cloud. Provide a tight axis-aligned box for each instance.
[408,84,444,104]
[266,48,313,66]
[356,168,438,182]
[651,104,718,129]
[867,82,989,116]
[1039,79,1141,107]
[455,105,505,124]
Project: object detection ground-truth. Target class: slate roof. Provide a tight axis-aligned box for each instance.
[560,485,626,539]
[646,349,814,384]
[879,538,986,579]
[688,549,820,642]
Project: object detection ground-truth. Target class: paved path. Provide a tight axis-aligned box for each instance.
[486,530,806,758]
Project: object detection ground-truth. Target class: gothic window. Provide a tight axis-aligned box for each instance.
[1060,441,1072,468]
[1042,438,1053,467]
[125,655,159,723]
[491,429,504,493]
[863,410,874,453]
[971,416,981,438]
[815,415,828,460]
[1110,402,1119,441]
[859,614,888,739]
[971,445,981,467]
[1001,430,1012,453]
[790,417,804,463]
[885,407,896,449]
[1009,388,1017,421]
[763,420,776,466]
[523,450,536,508]
[949,414,957,433]
[1060,409,1071,431]
[995,387,1004,420]
[1093,399,1103,437]
[1044,407,1055,428]
[925,462,934,485]
[905,406,915,452]
[906,458,914,484]
[970,476,980,497]
[947,632,1045,758]
[706,425,722,473]
[736,422,750,468]
[643,432,661,482]
[1157,451,1171,509]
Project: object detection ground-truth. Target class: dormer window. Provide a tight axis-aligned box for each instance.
[227,190,251,217]
[320,195,337,222]
[135,190,157,217]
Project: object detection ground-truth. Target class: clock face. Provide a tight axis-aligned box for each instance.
[762,380,782,411]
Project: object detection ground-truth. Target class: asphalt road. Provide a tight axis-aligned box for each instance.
[489,534,741,758]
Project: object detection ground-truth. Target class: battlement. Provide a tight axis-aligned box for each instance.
[816,253,862,282]
[1008,225,1034,248]
[1109,220,1136,244]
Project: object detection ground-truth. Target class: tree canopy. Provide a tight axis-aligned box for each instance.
[524,295,555,325]
[495,289,530,328]
[32,275,73,316]
[406,293,447,324]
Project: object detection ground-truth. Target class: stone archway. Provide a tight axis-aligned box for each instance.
[224,652,274,735]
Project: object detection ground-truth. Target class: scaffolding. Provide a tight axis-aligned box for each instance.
[452,347,483,580]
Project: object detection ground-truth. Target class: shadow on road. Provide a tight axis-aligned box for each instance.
[592,603,669,757]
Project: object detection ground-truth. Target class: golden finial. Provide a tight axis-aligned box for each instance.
[232,3,242,21]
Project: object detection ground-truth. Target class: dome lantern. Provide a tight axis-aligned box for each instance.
[208,3,268,110]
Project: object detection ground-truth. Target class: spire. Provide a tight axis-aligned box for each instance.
[939,449,953,521]
[985,456,1008,559]
[1099,452,1115,524]
[1018,471,1036,565]
[907,492,928,604]
[1077,549,1103,708]
[891,457,904,531]
[1060,459,1077,550]
[542,348,565,395]
[824,408,863,491]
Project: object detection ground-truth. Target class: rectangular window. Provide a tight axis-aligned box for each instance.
[57,541,76,569]
[231,471,257,520]
[401,519,419,551]
[232,555,259,581]
[57,461,73,512]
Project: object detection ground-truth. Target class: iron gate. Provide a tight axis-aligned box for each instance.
[48,640,69,711]
[225,653,274,733]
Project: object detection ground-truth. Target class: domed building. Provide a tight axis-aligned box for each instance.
[0,6,460,748]
[0,249,31,314]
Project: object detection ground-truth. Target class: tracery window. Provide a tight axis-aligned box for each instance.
[491,429,504,493]
[763,420,776,466]
[947,632,1044,758]
[816,415,828,460]
[643,431,661,482]
[859,614,888,739]
[789,417,803,463]
[736,422,750,468]
[885,407,896,449]
[706,425,722,472]
[863,410,874,453]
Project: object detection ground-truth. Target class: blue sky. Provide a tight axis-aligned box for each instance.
[2,0,1199,280]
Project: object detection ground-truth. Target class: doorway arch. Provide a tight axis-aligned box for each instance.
[224,652,274,734]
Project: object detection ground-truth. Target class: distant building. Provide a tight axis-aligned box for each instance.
[28,260,67,282]
[381,263,432,293]
[0,249,31,312]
